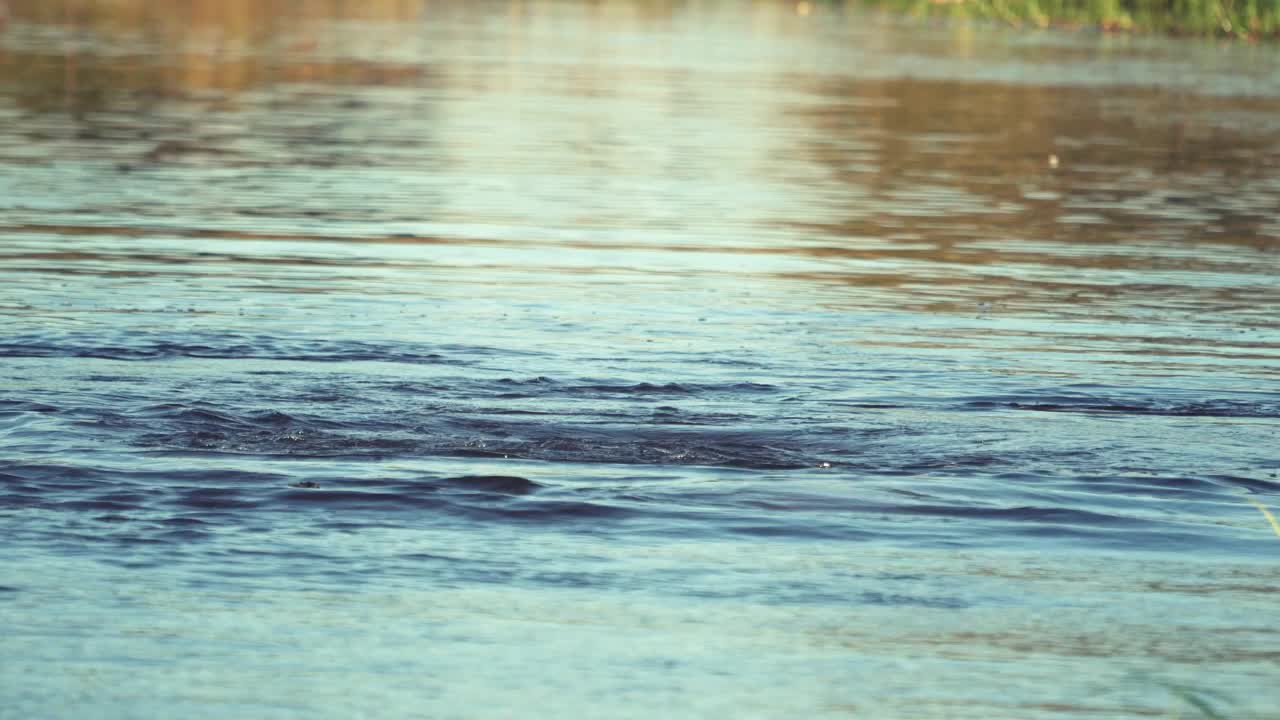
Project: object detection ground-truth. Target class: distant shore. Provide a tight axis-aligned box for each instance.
[856,0,1280,38]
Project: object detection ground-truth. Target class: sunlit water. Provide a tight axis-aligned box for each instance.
[1,2,1278,718]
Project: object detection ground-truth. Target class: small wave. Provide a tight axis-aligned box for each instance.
[0,462,112,488]
[147,428,418,457]
[173,487,260,510]
[575,382,697,396]
[57,499,140,511]
[465,499,629,522]
[276,488,448,510]
[0,331,464,366]
[0,400,59,413]
[859,591,970,609]
[160,517,212,527]
[648,406,747,426]
[483,377,778,399]
[268,475,568,516]
[140,404,350,431]
[1064,474,1229,500]
[127,400,828,468]
[885,503,1145,527]
[437,475,544,495]
[960,392,1280,418]
[1210,474,1280,494]
[134,402,415,456]
[438,434,818,469]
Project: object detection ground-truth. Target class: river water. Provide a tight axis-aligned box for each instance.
[1,1,1278,718]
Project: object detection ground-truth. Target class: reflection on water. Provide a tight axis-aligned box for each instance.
[1,2,1278,719]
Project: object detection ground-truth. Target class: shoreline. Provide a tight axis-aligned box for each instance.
[855,0,1280,40]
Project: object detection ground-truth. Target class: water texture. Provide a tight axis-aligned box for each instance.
[1,2,1278,718]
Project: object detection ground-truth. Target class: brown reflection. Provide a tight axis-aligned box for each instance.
[6,0,423,29]
[1,0,429,114]
[784,74,1280,253]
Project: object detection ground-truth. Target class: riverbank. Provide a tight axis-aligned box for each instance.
[859,0,1280,38]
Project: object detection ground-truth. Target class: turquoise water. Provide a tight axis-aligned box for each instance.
[1,2,1278,717]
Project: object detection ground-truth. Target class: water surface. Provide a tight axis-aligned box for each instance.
[1,2,1278,718]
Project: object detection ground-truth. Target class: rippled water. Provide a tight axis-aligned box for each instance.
[2,2,1279,718]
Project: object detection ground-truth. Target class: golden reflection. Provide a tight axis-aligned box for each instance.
[2,0,427,106]
[7,0,423,28]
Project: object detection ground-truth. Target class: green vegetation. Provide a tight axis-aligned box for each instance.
[859,0,1280,37]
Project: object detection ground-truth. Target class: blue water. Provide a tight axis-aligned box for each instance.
[2,2,1279,718]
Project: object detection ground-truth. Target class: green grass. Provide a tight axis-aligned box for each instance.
[857,0,1280,37]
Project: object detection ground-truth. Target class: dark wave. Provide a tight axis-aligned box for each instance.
[434,432,820,469]
[275,488,449,510]
[3,453,1269,558]
[481,377,778,399]
[0,400,59,413]
[1059,473,1230,500]
[0,331,466,365]
[959,392,1280,418]
[436,475,545,495]
[133,403,416,457]
[174,487,262,510]
[880,503,1144,526]
[461,499,630,522]
[119,397,832,468]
